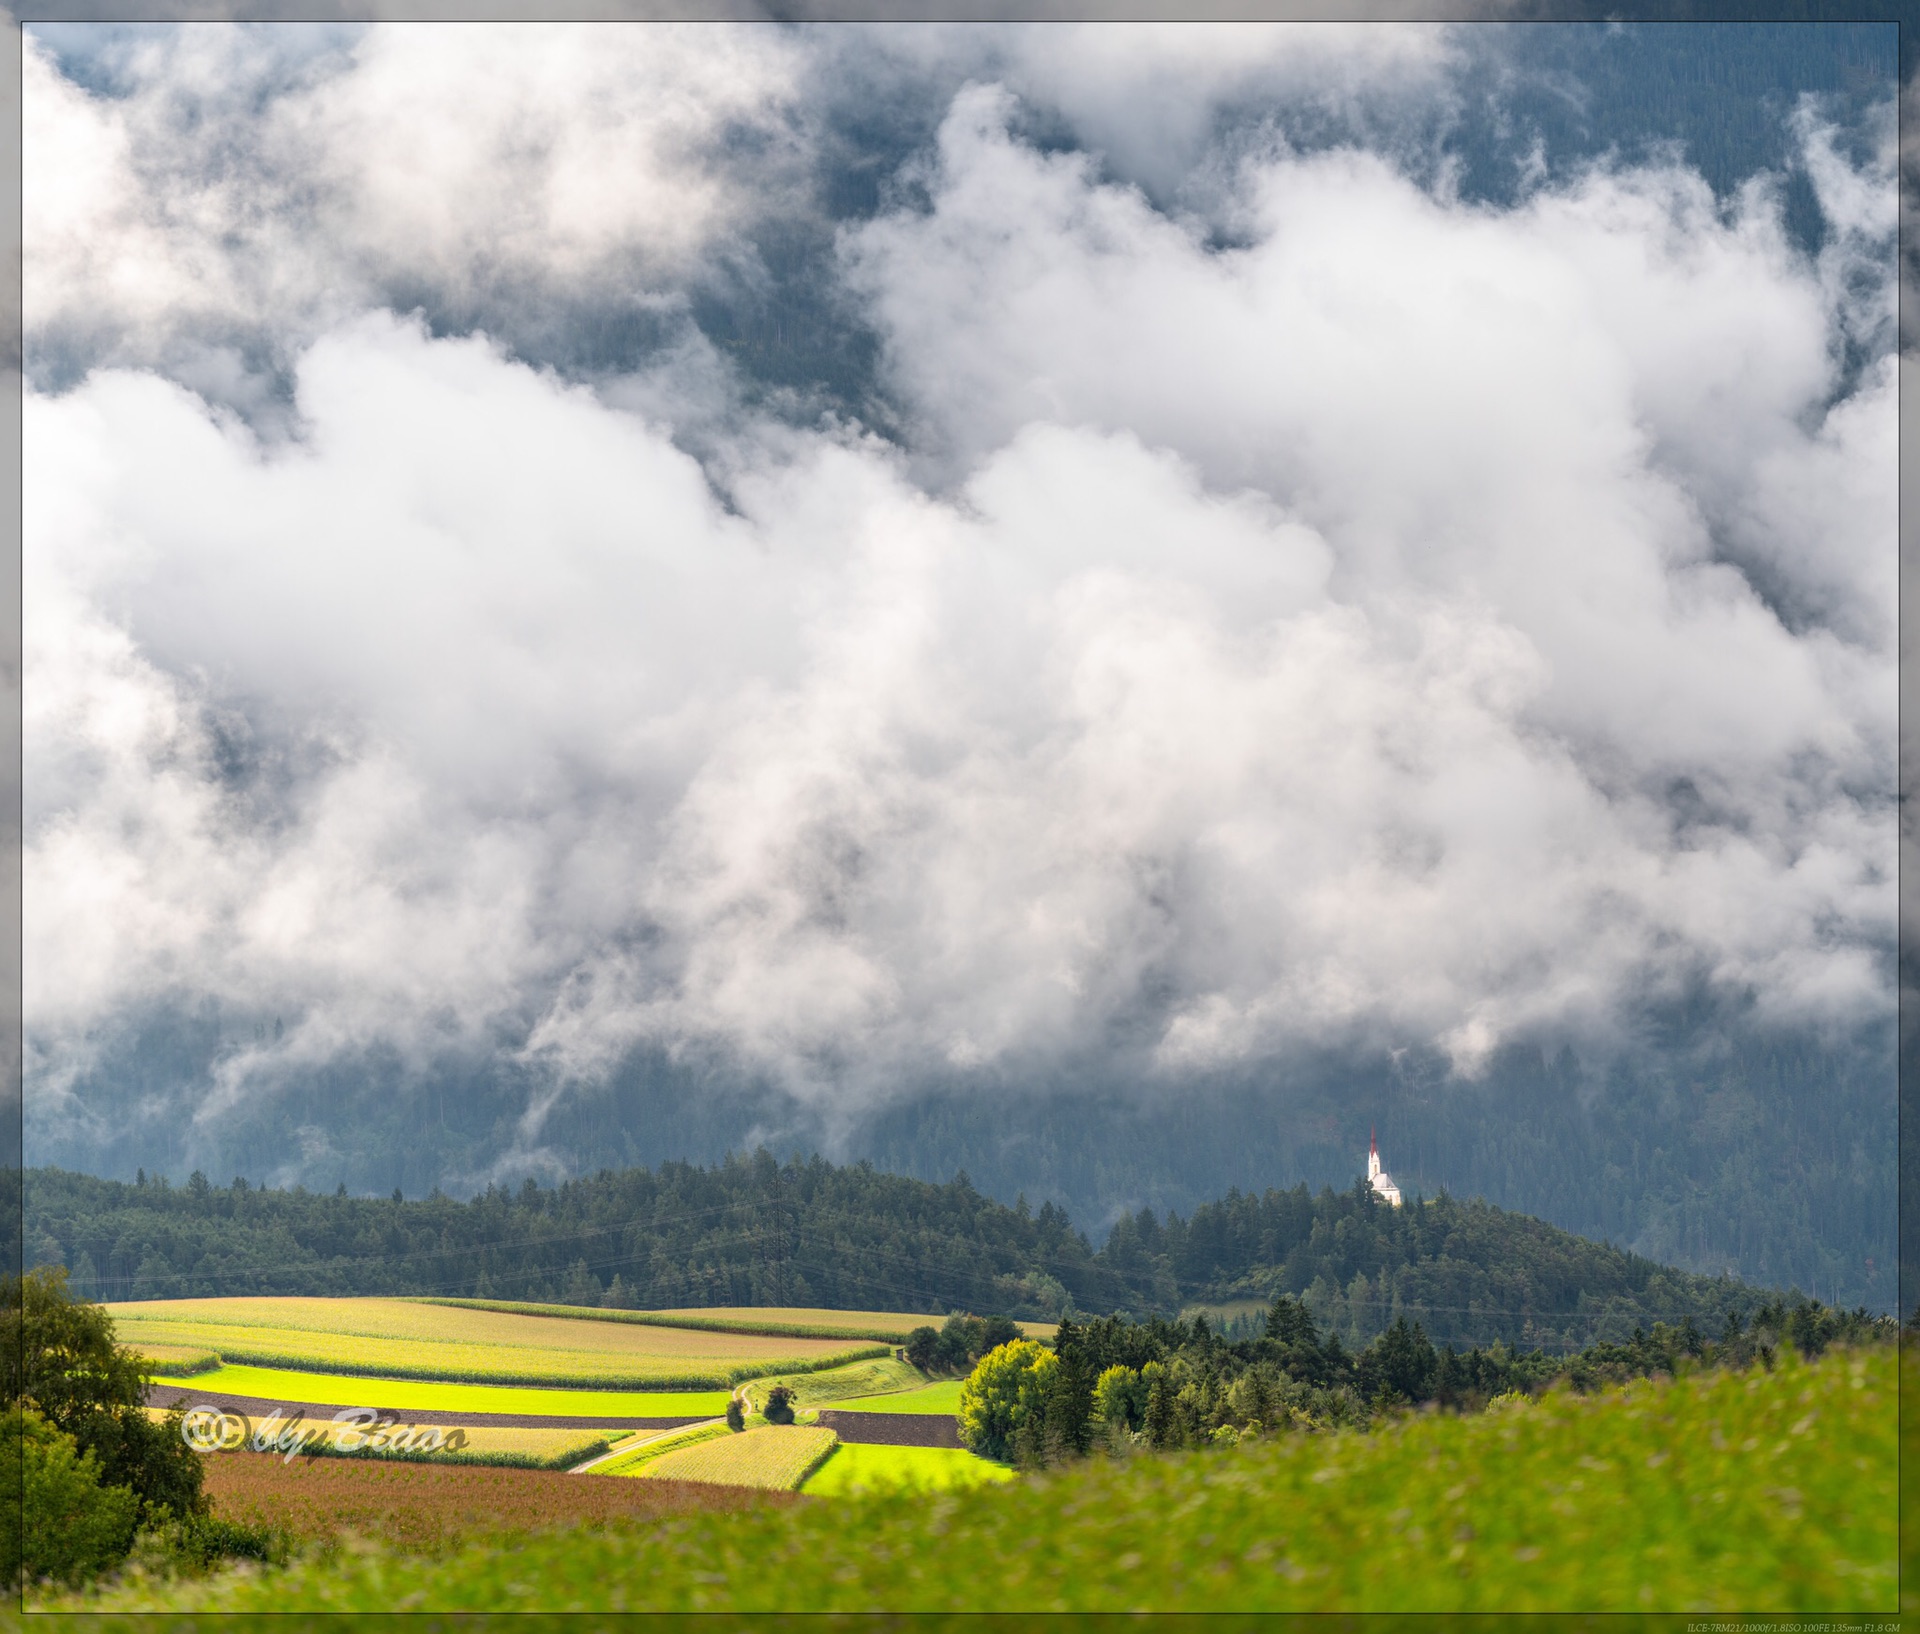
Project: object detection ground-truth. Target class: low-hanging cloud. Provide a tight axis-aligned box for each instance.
[21,27,1898,1172]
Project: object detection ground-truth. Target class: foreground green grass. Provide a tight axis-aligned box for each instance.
[146,1363,730,1420]
[802,1442,1013,1495]
[46,1343,1892,1614]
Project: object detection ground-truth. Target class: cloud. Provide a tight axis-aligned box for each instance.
[24,23,809,389]
[21,36,1898,1166]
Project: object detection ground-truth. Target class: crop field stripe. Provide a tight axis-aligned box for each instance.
[593,1422,733,1477]
[112,1328,889,1389]
[218,1434,614,1471]
[637,1425,840,1492]
[145,1363,731,1418]
[127,1344,862,1390]
[110,1299,891,1357]
[408,1298,922,1343]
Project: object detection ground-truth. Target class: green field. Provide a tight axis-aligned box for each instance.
[638,1425,840,1492]
[109,1298,888,1387]
[802,1443,1012,1495]
[45,1341,1893,1614]
[741,1355,927,1409]
[823,1380,963,1415]
[145,1363,731,1420]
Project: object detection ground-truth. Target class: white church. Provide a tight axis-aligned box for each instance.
[1367,1128,1403,1208]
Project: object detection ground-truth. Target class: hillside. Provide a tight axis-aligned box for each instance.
[24,1155,1792,1351]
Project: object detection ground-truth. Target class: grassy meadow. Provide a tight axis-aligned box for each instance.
[801,1443,1013,1495]
[145,1362,730,1420]
[110,1297,888,1387]
[823,1380,964,1414]
[46,1340,1893,1615]
[740,1355,926,1410]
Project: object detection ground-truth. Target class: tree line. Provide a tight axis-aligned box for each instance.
[954,1292,1896,1466]
[25,1149,1811,1351]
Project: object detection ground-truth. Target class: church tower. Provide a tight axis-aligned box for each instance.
[1368,1127,1403,1208]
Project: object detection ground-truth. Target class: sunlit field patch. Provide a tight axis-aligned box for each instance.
[592,1421,732,1476]
[802,1442,1011,1494]
[144,1363,730,1420]
[107,1298,886,1386]
[637,1424,840,1491]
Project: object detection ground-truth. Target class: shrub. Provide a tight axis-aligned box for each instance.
[904,1325,941,1373]
[726,1397,746,1433]
[127,1511,289,1578]
[762,1386,796,1425]
[2,1408,140,1587]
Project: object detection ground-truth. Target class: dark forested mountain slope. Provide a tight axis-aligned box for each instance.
[26,1152,1801,1352]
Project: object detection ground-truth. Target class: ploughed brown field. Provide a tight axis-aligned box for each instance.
[203,1451,798,1555]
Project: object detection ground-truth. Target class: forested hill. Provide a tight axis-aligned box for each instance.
[25,1155,1788,1352]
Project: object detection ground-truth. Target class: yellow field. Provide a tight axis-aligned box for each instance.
[144,1410,612,1469]
[638,1425,840,1491]
[145,1363,731,1420]
[592,1422,732,1476]
[106,1298,887,1387]
[639,1307,1057,1341]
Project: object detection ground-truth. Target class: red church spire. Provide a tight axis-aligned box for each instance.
[1370,1124,1377,1158]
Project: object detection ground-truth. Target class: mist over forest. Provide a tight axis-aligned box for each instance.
[20,20,1902,1313]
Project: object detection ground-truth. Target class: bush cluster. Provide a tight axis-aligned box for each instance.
[902,1312,1022,1376]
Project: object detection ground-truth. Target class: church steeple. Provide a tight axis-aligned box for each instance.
[1367,1126,1402,1207]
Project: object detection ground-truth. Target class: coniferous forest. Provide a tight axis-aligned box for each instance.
[21,1150,1832,1353]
